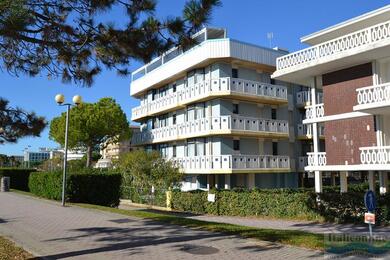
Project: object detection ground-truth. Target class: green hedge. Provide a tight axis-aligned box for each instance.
[311,192,390,224]
[172,188,390,225]
[172,188,321,221]
[28,171,63,200]
[0,168,36,191]
[68,173,122,206]
[28,171,122,207]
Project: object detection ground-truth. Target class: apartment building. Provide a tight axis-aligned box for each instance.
[272,5,390,193]
[130,27,306,190]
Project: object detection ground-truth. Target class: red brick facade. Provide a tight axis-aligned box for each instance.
[323,63,377,165]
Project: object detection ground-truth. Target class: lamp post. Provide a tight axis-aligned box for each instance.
[55,94,82,207]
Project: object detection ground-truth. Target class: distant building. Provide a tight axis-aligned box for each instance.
[24,149,50,163]
[96,126,140,168]
[23,147,85,164]
[53,149,85,161]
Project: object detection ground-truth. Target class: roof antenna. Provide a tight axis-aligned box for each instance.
[267,32,274,48]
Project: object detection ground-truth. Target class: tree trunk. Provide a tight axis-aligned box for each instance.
[86,146,93,167]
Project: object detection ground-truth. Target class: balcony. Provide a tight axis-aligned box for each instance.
[132,115,289,145]
[307,152,327,167]
[273,20,390,85]
[354,83,390,114]
[171,155,290,174]
[360,146,390,165]
[131,37,284,95]
[131,77,288,121]
[296,91,323,107]
[304,104,325,123]
[297,124,325,139]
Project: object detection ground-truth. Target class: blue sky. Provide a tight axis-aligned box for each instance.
[1,0,389,155]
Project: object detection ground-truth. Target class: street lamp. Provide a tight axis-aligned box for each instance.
[55,94,82,207]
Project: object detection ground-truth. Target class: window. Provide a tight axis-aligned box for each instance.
[271,108,277,120]
[198,175,207,189]
[173,83,176,93]
[270,78,275,85]
[172,145,176,158]
[232,68,238,78]
[233,103,239,114]
[195,68,205,83]
[187,70,195,86]
[172,114,176,125]
[152,89,157,100]
[186,105,195,121]
[272,142,278,156]
[233,140,240,151]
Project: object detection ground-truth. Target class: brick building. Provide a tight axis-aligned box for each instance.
[272,5,390,193]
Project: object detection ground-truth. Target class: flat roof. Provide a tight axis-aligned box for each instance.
[301,5,390,45]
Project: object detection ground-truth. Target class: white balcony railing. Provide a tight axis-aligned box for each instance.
[296,91,323,106]
[360,146,390,165]
[276,20,390,72]
[305,103,325,120]
[298,156,308,171]
[297,124,325,137]
[356,83,390,108]
[171,155,290,172]
[307,152,327,167]
[132,115,289,145]
[131,77,288,120]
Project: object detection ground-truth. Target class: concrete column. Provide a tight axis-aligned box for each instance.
[379,172,388,195]
[224,174,231,190]
[314,171,322,193]
[368,171,375,192]
[310,77,322,193]
[331,172,336,186]
[248,173,255,189]
[340,172,348,193]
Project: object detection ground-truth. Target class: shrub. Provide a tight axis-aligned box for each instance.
[171,188,390,225]
[172,188,321,220]
[310,192,390,224]
[68,172,122,207]
[29,171,63,200]
[28,170,122,207]
[0,168,36,191]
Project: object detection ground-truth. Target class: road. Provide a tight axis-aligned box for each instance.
[0,192,323,259]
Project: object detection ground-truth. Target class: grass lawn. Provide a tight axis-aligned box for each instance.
[0,236,33,260]
[11,189,324,251]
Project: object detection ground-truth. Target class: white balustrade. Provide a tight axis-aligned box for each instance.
[360,146,390,165]
[171,155,290,172]
[276,20,390,72]
[131,77,288,120]
[132,115,289,145]
[356,83,390,107]
[305,103,325,120]
[307,152,327,166]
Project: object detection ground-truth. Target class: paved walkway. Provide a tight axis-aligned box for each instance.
[0,192,323,259]
[120,204,390,236]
